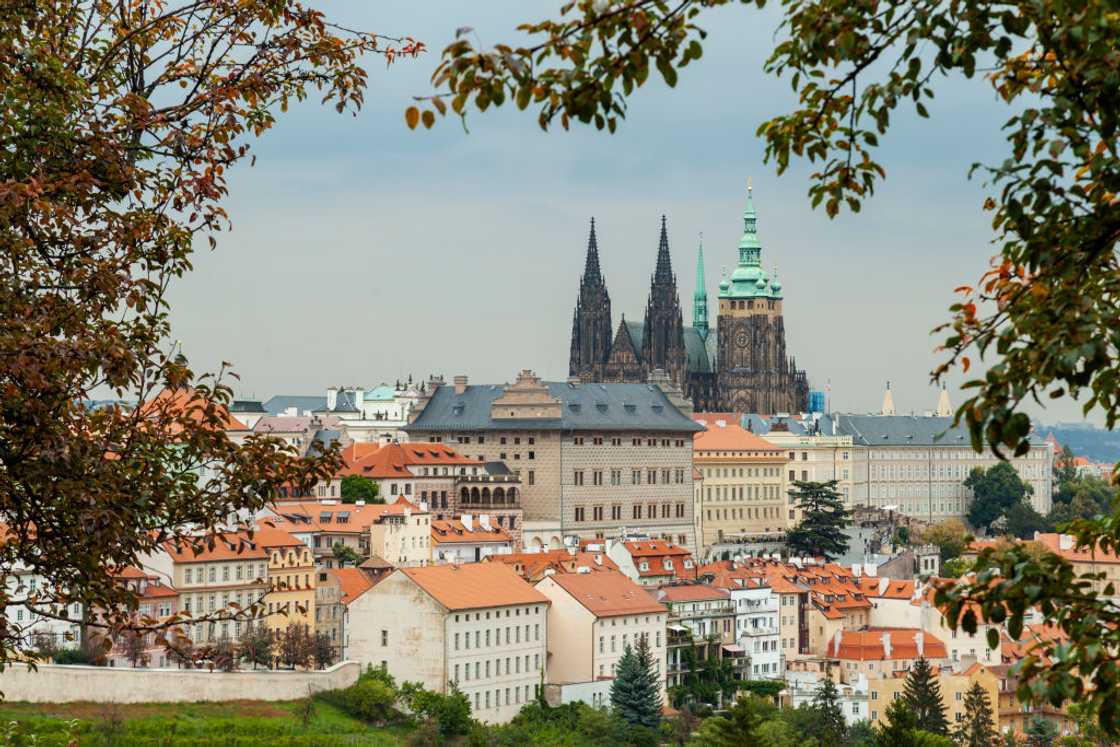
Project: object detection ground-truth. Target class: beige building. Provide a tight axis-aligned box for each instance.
[347,563,549,724]
[834,409,1054,519]
[866,662,1000,729]
[757,424,856,510]
[535,570,668,698]
[405,369,703,552]
[256,526,317,636]
[265,499,430,569]
[315,567,375,661]
[692,417,789,545]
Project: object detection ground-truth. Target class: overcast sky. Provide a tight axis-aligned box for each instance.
[165,1,1092,425]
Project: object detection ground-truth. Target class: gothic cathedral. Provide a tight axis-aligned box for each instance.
[568,184,810,414]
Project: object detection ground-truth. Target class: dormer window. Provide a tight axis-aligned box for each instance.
[639,562,649,572]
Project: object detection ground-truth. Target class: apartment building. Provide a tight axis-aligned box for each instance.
[654,584,746,689]
[347,563,549,724]
[692,417,789,543]
[826,628,950,683]
[485,549,619,582]
[430,516,514,564]
[535,570,668,698]
[1,565,83,653]
[315,567,376,661]
[607,538,698,587]
[159,532,269,645]
[867,662,1000,730]
[98,567,180,668]
[404,369,703,552]
[255,526,316,635]
[265,499,430,569]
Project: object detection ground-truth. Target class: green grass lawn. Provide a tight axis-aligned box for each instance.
[0,699,410,746]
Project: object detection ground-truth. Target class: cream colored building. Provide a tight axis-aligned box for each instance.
[758,426,856,509]
[405,370,703,552]
[834,407,1053,519]
[535,570,668,699]
[866,663,999,729]
[347,563,549,724]
[257,526,317,636]
[692,417,788,546]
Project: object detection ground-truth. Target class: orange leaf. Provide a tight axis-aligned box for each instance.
[962,356,971,373]
[405,106,419,129]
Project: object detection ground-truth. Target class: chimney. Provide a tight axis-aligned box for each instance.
[881,632,892,659]
[833,629,843,653]
[1059,534,1074,551]
[453,375,468,395]
[354,387,365,410]
[878,577,889,596]
[479,514,491,531]
[915,631,924,659]
[462,513,473,531]
[326,387,338,411]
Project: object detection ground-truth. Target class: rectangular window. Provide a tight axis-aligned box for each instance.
[632,469,641,484]
[575,507,585,522]
[528,470,535,486]
[648,469,657,484]
[611,505,622,520]
[592,470,603,486]
[632,505,641,520]
[592,506,603,521]
[574,470,584,486]
[381,630,388,646]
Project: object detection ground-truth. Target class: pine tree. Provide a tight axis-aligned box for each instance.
[611,639,661,729]
[902,657,950,736]
[876,697,919,747]
[786,481,850,561]
[810,674,848,747]
[955,682,999,747]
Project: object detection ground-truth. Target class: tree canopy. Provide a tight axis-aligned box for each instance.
[965,463,1032,532]
[0,1,420,663]
[341,475,382,504]
[901,658,950,736]
[610,638,661,730]
[786,481,850,561]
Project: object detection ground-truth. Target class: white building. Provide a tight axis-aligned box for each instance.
[727,579,781,679]
[535,569,669,700]
[2,567,82,652]
[347,563,549,724]
[430,515,515,564]
[320,385,422,444]
[786,669,870,725]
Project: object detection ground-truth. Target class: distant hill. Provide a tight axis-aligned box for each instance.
[1039,423,1120,464]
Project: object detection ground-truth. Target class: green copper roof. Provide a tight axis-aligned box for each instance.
[721,182,783,300]
[692,237,709,341]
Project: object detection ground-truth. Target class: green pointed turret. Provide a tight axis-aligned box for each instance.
[692,235,709,341]
[721,179,783,300]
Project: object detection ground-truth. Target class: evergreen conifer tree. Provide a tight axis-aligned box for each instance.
[902,657,950,735]
[610,638,661,729]
[876,697,919,747]
[786,481,850,561]
[955,681,999,747]
[810,674,848,747]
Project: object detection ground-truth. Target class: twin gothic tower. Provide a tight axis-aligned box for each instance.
[568,184,810,414]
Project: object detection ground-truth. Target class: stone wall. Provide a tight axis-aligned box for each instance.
[0,661,360,703]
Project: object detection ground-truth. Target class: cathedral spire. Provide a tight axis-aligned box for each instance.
[654,215,673,284]
[692,234,709,342]
[582,217,603,285]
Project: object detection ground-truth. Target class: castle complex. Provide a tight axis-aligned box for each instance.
[568,183,810,413]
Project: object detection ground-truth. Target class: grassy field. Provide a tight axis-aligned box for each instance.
[0,699,410,746]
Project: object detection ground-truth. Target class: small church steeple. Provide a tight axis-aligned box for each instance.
[693,234,709,342]
[936,383,952,417]
[881,381,896,416]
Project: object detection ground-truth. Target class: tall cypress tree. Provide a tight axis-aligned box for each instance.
[611,638,661,729]
[955,681,998,747]
[902,657,950,736]
[810,674,848,747]
[786,480,850,561]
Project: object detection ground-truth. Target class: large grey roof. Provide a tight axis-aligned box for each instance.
[623,322,712,375]
[230,400,266,413]
[264,395,327,415]
[404,381,703,433]
[833,414,1046,447]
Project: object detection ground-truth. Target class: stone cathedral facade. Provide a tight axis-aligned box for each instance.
[568,185,810,414]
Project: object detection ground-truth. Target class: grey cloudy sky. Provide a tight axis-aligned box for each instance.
[165,1,1088,425]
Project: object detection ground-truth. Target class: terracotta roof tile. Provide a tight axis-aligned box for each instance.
[267,500,423,534]
[342,441,481,479]
[543,570,667,618]
[654,584,729,603]
[328,567,377,604]
[431,518,512,545]
[692,421,785,453]
[163,531,268,564]
[401,563,548,611]
[827,627,947,661]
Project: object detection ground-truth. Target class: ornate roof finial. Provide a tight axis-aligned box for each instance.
[748,175,753,192]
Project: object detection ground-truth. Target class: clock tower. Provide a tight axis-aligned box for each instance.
[715,181,809,414]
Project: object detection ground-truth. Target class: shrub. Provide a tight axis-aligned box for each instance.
[317,677,402,726]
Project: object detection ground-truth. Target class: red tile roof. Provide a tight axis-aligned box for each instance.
[163,532,269,564]
[138,387,248,433]
[342,441,481,478]
[400,563,549,611]
[827,627,947,661]
[141,582,179,599]
[692,421,785,454]
[624,540,692,558]
[543,570,667,618]
[431,518,512,545]
[653,584,729,603]
[328,567,377,605]
[267,500,423,535]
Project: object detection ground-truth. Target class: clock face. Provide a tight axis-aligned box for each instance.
[735,330,749,349]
